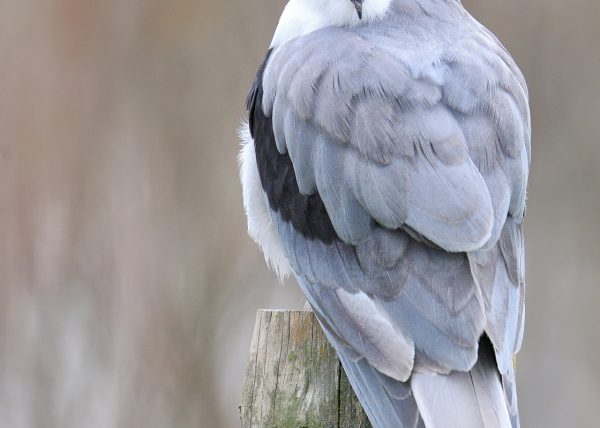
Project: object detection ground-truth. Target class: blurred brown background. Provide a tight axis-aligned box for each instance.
[0,0,598,427]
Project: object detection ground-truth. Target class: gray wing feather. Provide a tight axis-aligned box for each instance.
[276,210,485,377]
[468,217,526,415]
[314,137,373,244]
[338,352,422,428]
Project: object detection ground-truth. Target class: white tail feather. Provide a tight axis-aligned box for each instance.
[411,344,513,428]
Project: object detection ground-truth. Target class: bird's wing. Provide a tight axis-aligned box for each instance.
[248,20,529,425]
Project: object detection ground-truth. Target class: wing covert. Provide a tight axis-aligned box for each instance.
[260,25,528,252]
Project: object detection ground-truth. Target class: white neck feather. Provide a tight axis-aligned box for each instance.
[270,0,392,48]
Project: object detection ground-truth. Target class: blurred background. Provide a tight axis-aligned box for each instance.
[0,0,598,427]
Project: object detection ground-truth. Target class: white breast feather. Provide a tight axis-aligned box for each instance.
[238,121,292,281]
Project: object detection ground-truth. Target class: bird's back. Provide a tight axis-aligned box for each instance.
[240,1,530,426]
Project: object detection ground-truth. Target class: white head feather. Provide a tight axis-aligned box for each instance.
[271,0,393,47]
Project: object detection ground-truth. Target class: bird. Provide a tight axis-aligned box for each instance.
[239,0,530,426]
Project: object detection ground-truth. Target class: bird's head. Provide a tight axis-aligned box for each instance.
[270,0,392,48]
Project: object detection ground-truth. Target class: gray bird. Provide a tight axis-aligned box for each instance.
[239,0,530,426]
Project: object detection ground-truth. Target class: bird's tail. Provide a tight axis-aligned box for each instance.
[338,337,518,428]
[411,340,517,428]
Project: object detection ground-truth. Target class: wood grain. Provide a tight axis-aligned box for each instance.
[240,310,371,427]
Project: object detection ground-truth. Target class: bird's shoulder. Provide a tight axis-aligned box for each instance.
[264,8,528,118]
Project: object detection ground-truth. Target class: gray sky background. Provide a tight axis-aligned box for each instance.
[0,1,598,427]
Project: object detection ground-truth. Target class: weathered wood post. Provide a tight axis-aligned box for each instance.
[240,310,371,427]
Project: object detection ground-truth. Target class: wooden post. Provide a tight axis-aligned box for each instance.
[240,310,371,428]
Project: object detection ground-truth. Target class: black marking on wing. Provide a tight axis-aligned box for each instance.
[247,50,338,244]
